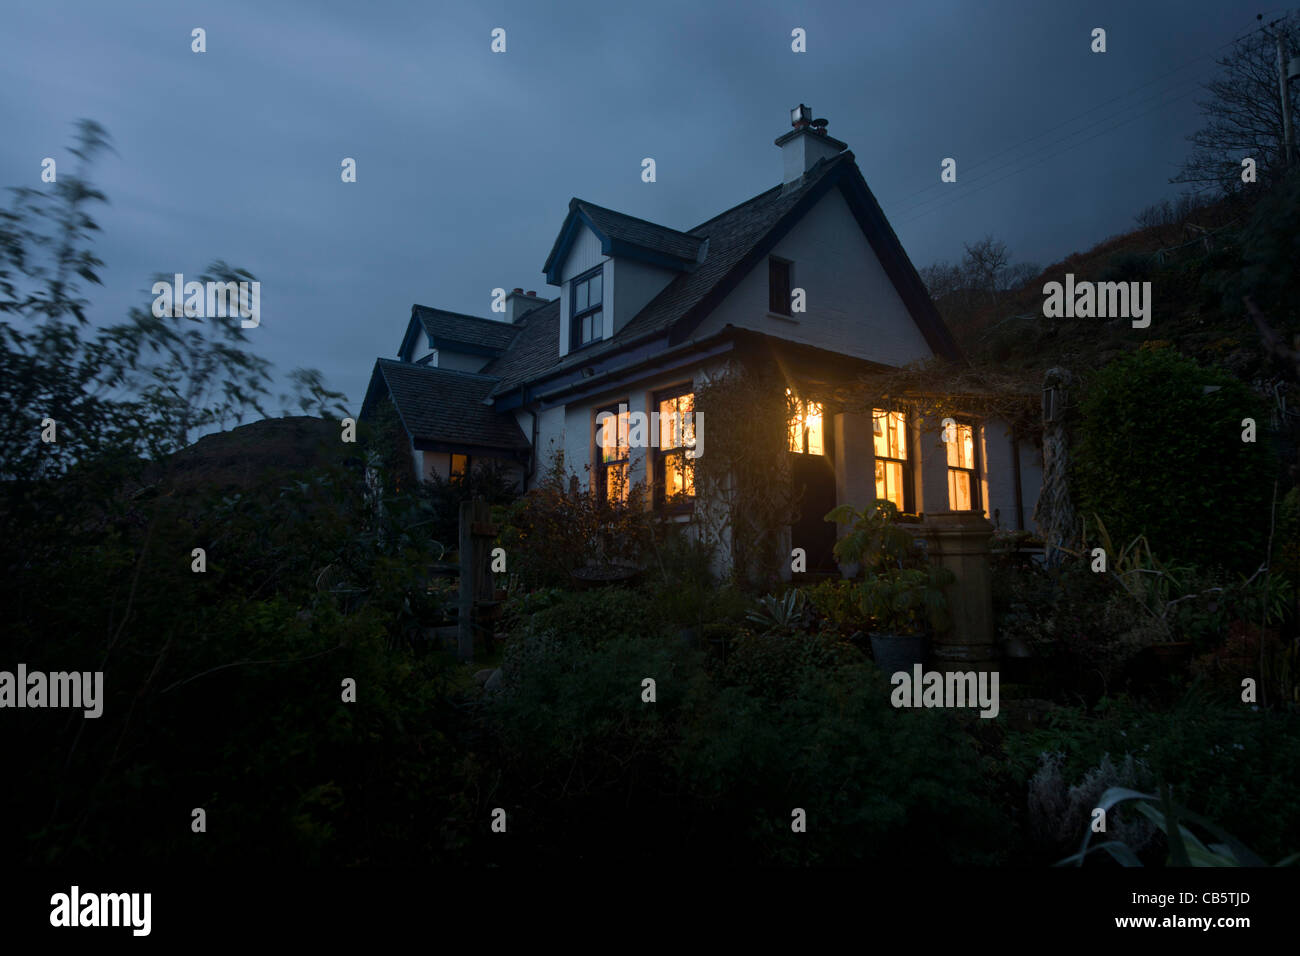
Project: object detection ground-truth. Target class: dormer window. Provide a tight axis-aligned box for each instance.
[571,266,604,349]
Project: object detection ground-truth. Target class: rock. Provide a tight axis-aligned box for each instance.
[484,668,503,692]
[473,668,494,685]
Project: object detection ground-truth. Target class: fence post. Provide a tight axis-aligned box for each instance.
[457,496,498,662]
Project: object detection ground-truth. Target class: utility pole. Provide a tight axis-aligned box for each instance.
[1261,15,1296,168]
[1278,29,1296,167]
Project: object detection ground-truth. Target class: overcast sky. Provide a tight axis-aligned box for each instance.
[0,0,1272,416]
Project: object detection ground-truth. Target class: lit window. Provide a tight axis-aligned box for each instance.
[596,403,630,503]
[655,389,695,507]
[787,388,824,455]
[946,421,980,512]
[450,453,469,479]
[872,409,911,512]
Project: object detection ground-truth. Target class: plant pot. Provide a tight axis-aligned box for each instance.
[869,632,928,676]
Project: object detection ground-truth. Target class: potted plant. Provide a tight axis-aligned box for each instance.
[858,565,955,674]
[824,500,955,674]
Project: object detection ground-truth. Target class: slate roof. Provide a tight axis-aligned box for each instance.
[365,359,529,450]
[377,148,961,411]
[484,152,854,396]
[619,155,853,342]
[414,305,520,352]
[479,299,561,395]
[572,200,707,264]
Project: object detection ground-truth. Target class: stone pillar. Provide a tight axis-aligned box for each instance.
[833,411,876,576]
[917,511,998,674]
[917,419,950,516]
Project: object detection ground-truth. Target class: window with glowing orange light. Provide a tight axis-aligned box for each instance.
[654,386,695,509]
[786,388,824,455]
[946,420,981,512]
[595,403,631,503]
[872,408,912,513]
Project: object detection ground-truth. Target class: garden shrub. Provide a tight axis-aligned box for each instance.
[1003,692,1300,863]
[1026,752,1156,858]
[1073,348,1271,572]
[678,661,1008,865]
[487,633,1006,865]
[499,451,656,590]
[720,628,861,700]
[508,586,666,649]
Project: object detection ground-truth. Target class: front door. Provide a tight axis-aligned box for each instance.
[790,452,838,571]
[787,394,837,572]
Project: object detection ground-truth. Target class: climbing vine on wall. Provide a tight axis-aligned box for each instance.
[693,354,800,589]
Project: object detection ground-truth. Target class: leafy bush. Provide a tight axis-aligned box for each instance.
[499,450,656,590]
[507,586,666,649]
[1027,752,1156,858]
[720,628,860,700]
[1072,348,1272,573]
[487,632,1005,865]
[805,578,872,637]
[1004,692,1300,863]
[1060,786,1298,867]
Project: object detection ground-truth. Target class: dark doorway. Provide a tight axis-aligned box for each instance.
[789,451,838,572]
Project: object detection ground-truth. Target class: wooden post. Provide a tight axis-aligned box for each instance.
[458,496,498,662]
[458,499,474,662]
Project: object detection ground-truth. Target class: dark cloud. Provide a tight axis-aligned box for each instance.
[0,0,1259,412]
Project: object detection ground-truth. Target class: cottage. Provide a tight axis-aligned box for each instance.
[360,106,1043,574]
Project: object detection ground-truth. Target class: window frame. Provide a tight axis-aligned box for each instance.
[594,400,631,504]
[652,384,696,513]
[946,418,982,513]
[872,407,914,514]
[570,265,605,350]
[786,390,827,457]
[768,256,794,316]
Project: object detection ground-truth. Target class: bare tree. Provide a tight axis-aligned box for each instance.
[962,235,1011,299]
[1173,14,1299,194]
[918,260,965,300]
[1001,261,1042,290]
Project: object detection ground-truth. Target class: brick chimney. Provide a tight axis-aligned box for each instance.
[505,288,547,323]
[775,104,847,185]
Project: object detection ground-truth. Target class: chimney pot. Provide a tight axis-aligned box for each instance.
[526,290,536,297]
[776,108,846,184]
[512,287,523,294]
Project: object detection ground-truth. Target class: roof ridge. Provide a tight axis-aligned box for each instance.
[377,357,501,382]
[412,304,504,325]
[686,152,852,235]
[574,198,700,241]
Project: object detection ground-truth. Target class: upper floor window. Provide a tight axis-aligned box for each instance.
[787,388,824,455]
[654,387,696,509]
[571,266,604,349]
[595,402,630,503]
[873,409,912,513]
[769,257,793,316]
[946,420,981,512]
